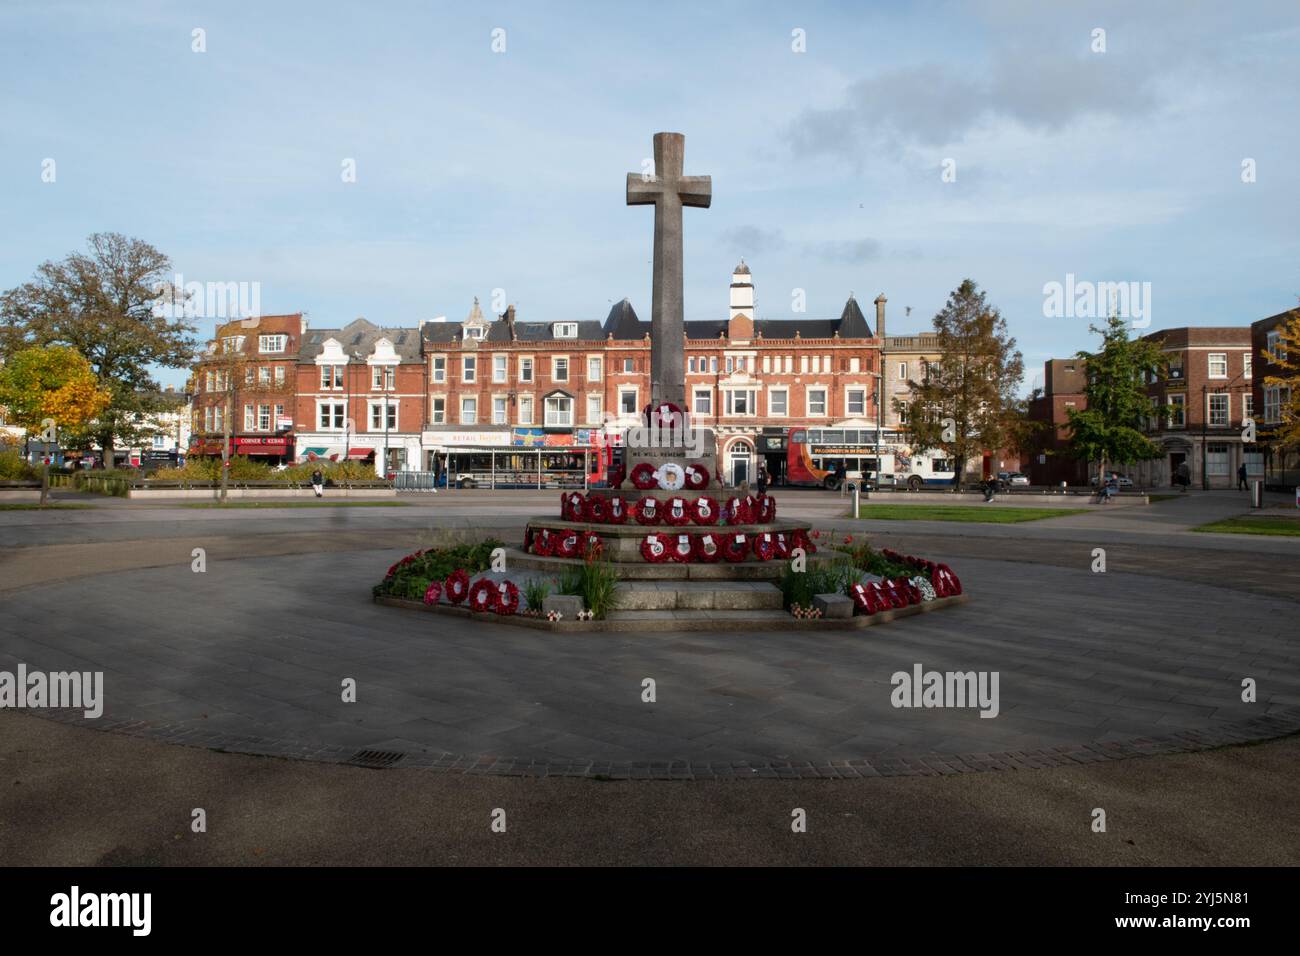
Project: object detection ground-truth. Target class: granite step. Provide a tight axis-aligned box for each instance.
[614,580,783,611]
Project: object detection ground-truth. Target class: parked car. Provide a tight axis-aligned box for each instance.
[1090,473,1135,489]
[996,471,1030,488]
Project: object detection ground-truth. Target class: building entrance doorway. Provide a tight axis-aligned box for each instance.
[1169,451,1186,488]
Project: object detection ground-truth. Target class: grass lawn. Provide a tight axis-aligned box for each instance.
[180,500,408,509]
[1192,516,1300,536]
[0,503,96,510]
[856,504,1089,523]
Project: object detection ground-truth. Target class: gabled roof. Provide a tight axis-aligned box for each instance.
[603,299,644,340]
[299,318,423,362]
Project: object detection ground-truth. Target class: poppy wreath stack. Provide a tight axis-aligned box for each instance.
[606,495,629,524]
[663,496,692,526]
[878,579,909,610]
[496,580,520,615]
[683,463,710,490]
[561,491,586,521]
[608,464,626,489]
[553,529,582,559]
[932,564,962,597]
[792,529,816,554]
[444,569,471,605]
[640,532,671,563]
[755,495,776,523]
[724,496,750,525]
[422,580,442,606]
[635,496,661,525]
[630,463,659,490]
[721,531,750,562]
[669,533,695,563]
[690,495,718,525]
[468,578,499,613]
[693,532,721,562]
[751,532,776,561]
[582,531,604,559]
[773,532,791,559]
[849,582,889,615]
[530,528,553,556]
[583,495,608,523]
[892,577,923,605]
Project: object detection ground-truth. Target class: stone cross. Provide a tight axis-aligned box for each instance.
[627,132,711,408]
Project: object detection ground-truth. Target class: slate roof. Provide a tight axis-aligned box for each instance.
[299,318,423,362]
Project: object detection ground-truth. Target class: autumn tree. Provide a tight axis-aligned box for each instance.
[0,345,111,503]
[1261,302,1300,454]
[894,279,1025,490]
[1064,314,1165,482]
[0,233,196,467]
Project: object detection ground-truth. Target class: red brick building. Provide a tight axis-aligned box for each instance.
[1025,358,1089,486]
[293,318,426,473]
[1252,306,1299,489]
[191,313,305,463]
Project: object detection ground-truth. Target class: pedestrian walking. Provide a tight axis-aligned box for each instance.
[311,468,324,498]
[756,464,769,496]
[1176,461,1191,493]
[1237,463,1248,491]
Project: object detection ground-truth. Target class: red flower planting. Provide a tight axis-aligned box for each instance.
[583,531,604,559]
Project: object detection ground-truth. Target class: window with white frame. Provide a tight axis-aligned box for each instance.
[462,356,476,383]
[1266,330,1286,362]
[460,397,477,424]
[689,357,697,373]
[808,388,827,416]
[545,395,573,427]
[586,394,603,424]
[850,357,861,373]
[431,356,446,384]
[847,388,866,416]
[213,405,224,430]
[783,356,792,373]
[800,356,809,374]
[493,397,508,425]
[587,357,602,382]
[519,357,533,382]
[204,407,213,431]
[620,389,638,415]
[553,357,569,382]
[1243,393,1253,420]
[725,389,757,415]
[369,402,396,431]
[553,323,578,339]
[493,354,507,383]
[318,402,345,430]
[463,325,484,340]
[274,366,285,387]
[1208,393,1229,427]
[898,361,908,380]
[258,404,271,431]
[205,370,214,392]
[1263,386,1281,423]
[274,404,284,427]
[761,356,770,374]
[710,357,718,373]
[321,365,343,389]
[244,404,255,430]
[622,357,634,373]
[258,366,271,386]
[371,365,395,390]
[768,389,788,416]
[518,395,533,424]
[245,368,254,386]
[1168,393,1186,428]
[220,335,245,353]
[693,389,712,415]
[1243,352,1252,379]
[259,334,286,353]
[1208,353,1227,378]
[431,397,446,424]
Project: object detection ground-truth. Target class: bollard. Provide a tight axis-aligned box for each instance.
[1251,479,1263,509]
[852,483,860,515]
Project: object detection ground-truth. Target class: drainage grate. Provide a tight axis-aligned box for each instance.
[344,749,406,769]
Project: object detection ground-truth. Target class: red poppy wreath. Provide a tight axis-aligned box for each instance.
[444,568,471,604]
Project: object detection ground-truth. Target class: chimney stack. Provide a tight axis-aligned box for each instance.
[874,294,887,341]
[505,304,517,340]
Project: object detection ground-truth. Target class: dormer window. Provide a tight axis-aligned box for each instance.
[553,323,578,339]
[464,326,485,340]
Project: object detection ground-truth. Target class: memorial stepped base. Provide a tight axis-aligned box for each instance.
[504,547,840,582]
[523,517,813,563]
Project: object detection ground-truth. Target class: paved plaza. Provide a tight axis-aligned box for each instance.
[2,489,1297,778]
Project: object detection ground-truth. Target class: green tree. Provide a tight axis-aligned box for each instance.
[894,279,1025,490]
[0,345,111,503]
[0,233,196,467]
[1261,301,1300,452]
[1064,315,1166,481]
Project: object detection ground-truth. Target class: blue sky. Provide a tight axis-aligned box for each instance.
[2,0,1298,392]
